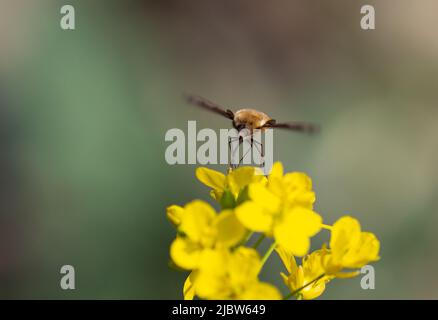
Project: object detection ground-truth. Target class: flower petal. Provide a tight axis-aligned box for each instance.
[249,183,281,212]
[170,237,203,270]
[235,201,273,232]
[228,167,256,191]
[228,247,261,285]
[330,216,361,262]
[283,172,313,191]
[274,208,322,257]
[275,245,296,274]
[180,200,216,242]
[301,279,326,300]
[269,162,284,179]
[196,167,226,191]
[195,249,230,299]
[334,271,360,278]
[183,271,198,300]
[275,225,310,257]
[166,205,184,226]
[289,207,323,236]
[342,232,380,268]
[214,210,246,247]
[238,282,282,300]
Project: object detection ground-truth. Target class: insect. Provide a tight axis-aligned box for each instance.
[185,94,319,169]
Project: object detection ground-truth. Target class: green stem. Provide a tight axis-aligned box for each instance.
[232,231,254,251]
[252,234,266,249]
[283,273,326,300]
[240,231,253,246]
[244,231,253,243]
[258,241,277,274]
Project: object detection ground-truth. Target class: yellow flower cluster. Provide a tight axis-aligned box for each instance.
[167,163,380,300]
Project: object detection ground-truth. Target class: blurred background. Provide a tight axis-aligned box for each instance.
[0,0,437,299]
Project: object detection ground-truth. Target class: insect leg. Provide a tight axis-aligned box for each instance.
[239,137,253,166]
[252,138,265,168]
[229,136,243,170]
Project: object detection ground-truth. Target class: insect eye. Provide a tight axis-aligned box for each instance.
[233,121,244,131]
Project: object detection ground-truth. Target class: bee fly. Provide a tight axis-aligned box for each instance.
[185,94,319,169]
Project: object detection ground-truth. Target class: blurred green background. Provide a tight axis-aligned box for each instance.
[1,0,437,299]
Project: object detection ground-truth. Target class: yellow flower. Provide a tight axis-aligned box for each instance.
[170,200,246,270]
[168,164,383,300]
[235,162,322,256]
[196,166,266,204]
[267,162,316,209]
[277,246,330,300]
[323,216,380,274]
[193,247,281,300]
